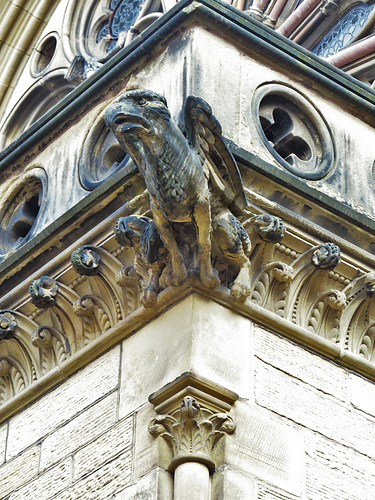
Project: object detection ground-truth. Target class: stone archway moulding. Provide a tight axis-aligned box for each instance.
[0,0,60,118]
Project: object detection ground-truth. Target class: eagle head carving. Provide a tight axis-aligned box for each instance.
[104,89,175,159]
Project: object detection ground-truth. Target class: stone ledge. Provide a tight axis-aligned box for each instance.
[1,285,375,425]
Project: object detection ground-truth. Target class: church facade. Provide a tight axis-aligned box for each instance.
[1,0,375,498]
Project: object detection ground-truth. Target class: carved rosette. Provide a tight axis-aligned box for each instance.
[149,396,235,472]
[71,246,101,276]
[0,311,17,340]
[29,276,58,308]
[312,243,341,269]
[250,214,285,243]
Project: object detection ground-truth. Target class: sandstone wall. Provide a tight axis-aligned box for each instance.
[0,295,374,499]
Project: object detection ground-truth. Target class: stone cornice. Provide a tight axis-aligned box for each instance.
[1,275,375,425]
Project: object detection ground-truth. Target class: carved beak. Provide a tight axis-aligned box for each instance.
[105,106,153,135]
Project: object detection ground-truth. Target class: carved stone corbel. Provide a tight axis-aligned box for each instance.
[148,373,238,499]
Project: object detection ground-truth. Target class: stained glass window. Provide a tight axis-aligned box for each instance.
[96,0,142,52]
[312,3,375,58]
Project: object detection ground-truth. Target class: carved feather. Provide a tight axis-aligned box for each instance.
[182,95,247,214]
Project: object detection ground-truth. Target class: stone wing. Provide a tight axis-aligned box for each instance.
[182,95,247,215]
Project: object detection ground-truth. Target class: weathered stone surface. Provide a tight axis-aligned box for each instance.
[119,294,252,418]
[305,431,375,500]
[225,401,303,496]
[0,445,40,498]
[133,403,160,480]
[349,373,375,417]
[113,468,173,499]
[212,466,256,499]
[255,360,375,459]
[0,423,7,465]
[254,326,347,400]
[257,483,300,499]
[7,346,120,459]
[40,391,118,471]
[74,415,133,479]
[57,450,132,500]
[9,457,71,500]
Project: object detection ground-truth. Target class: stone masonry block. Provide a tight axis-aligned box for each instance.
[57,450,132,500]
[349,373,375,417]
[254,326,347,401]
[225,401,303,496]
[133,403,160,481]
[305,431,375,500]
[7,346,120,459]
[257,483,301,500]
[113,468,173,499]
[74,414,133,480]
[8,457,71,500]
[0,445,40,498]
[40,391,118,471]
[212,466,257,500]
[0,423,7,465]
[255,360,375,459]
[119,294,252,418]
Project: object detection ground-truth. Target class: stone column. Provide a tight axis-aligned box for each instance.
[148,372,237,500]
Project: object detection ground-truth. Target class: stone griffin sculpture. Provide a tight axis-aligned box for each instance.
[105,89,251,306]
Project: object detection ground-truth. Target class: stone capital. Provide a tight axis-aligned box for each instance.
[148,372,238,473]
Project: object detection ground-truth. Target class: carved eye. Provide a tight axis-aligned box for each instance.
[137,97,147,106]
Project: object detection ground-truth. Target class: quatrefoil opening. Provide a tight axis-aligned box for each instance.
[252,84,335,180]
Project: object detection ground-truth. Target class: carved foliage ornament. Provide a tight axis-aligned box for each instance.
[0,312,17,340]
[29,276,58,308]
[149,396,235,472]
[250,213,285,243]
[71,246,101,276]
[311,242,341,269]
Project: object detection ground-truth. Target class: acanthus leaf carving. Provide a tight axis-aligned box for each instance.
[0,357,26,404]
[149,396,235,472]
[31,326,70,373]
[73,295,113,345]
